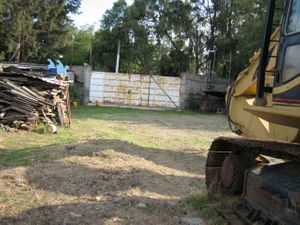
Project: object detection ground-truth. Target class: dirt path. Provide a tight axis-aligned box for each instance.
[0,107,232,225]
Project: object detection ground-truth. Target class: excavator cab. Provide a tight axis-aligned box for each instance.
[274,0,300,105]
[244,0,300,131]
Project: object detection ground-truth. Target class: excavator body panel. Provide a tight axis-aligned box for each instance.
[206,0,300,224]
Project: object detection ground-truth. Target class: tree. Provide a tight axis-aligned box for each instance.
[91,0,272,79]
[0,0,37,62]
[92,28,117,72]
[227,0,266,77]
[200,0,266,78]
[93,0,158,74]
[62,25,94,65]
[92,0,128,72]
[0,0,81,63]
[188,0,209,74]
[146,0,194,76]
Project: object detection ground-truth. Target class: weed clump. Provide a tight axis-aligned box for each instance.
[183,192,226,225]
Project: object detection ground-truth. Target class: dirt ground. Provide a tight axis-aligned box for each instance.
[0,107,233,225]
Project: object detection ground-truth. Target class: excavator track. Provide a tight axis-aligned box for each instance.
[205,137,300,225]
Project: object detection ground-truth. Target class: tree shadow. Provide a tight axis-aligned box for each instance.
[0,139,206,225]
[0,107,217,224]
[0,139,206,175]
[0,196,191,225]
[26,160,203,197]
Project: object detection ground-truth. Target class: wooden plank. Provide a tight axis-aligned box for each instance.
[0,71,70,129]
[56,103,65,125]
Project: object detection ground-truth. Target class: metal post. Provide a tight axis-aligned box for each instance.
[212,49,216,77]
[228,50,232,84]
[256,0,276,105]
[115,40,121,73]
[208,47,217,90]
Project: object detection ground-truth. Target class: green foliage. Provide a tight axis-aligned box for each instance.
[92,0,158,74]
[0,0,81,63]
[183,192,226,225]
[62,25,94,65]
[90,0,270,78]
[0,0,275,80]
[92,29,119,72]
[0,147,49,166]
[183,192,208,210]
[34,124,46,134]
[69,83,82,102]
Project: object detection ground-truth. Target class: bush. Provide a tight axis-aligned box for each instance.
[69,83,82,102]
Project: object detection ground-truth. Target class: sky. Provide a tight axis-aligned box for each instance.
[70,0,134,28]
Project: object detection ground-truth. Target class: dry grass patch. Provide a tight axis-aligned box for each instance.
[0,106,233,225]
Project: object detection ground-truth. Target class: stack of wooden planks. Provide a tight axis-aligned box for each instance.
[0,71,71,131]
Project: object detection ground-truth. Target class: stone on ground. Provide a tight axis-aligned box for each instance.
[180,217,206,225]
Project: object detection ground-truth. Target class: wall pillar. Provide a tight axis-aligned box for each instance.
[83,65,92,105]
[179,73,187,109]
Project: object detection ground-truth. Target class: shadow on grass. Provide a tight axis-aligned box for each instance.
[0,106,226,224]
[0,139,204,175]
[0,138,206,198]
[26,160,202,197]
[0,139,208,225]
[0,196,190,225]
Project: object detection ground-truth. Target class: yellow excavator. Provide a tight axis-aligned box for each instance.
[205,0,300,224]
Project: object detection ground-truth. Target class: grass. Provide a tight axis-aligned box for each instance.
[0,104,231,170]
[0,105,233,224]
[0,106,230,153]
[72,105,203,117]
[183,192,226,225]
[0,148,50,166]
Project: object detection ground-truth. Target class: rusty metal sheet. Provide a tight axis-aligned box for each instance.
[90,72,181,108]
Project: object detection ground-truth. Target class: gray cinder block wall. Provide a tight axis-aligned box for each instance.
[180,73,226,112]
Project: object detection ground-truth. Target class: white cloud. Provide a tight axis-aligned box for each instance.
[70,0,134,28]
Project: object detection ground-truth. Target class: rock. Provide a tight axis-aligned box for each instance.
[95,196,102,201]
[70,212,82,218]
[14,178,25,187]
[180,217,206,225]
[136,203,147,209]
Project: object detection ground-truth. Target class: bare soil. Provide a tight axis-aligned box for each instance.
[0,107,232,225]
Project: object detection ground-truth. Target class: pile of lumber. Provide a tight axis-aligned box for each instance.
[0,71,71,131]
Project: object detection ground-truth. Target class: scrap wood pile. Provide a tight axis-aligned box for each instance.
[0,71,71,131]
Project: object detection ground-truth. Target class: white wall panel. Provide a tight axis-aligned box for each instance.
[89,72,181,108]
